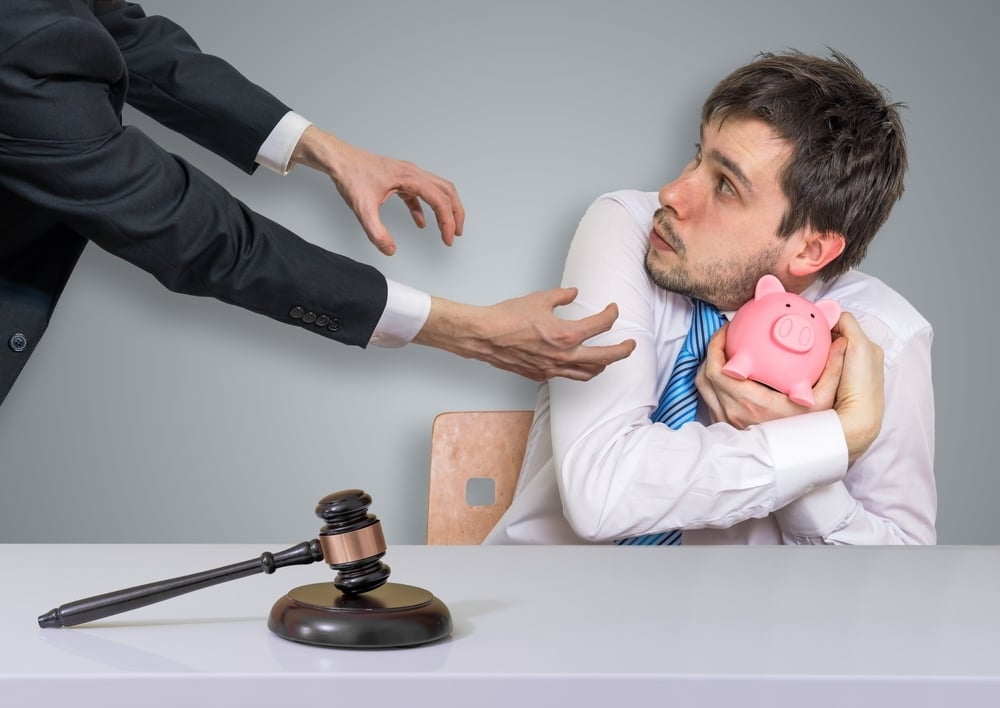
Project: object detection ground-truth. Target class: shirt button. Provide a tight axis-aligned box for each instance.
[327,318,343,332]
[289,306,305,319]
[8,333,28,352]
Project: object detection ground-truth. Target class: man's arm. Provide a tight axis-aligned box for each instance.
[0,8,389,347]
[415,290,634,382]
[97,3,465,258]
[7,3,634,382]
[697,294,936,544]
[95,1,291,173]
[697,313,883,462]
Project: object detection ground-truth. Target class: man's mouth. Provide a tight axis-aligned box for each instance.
[650,218,680,253]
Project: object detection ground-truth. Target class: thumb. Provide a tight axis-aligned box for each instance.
[547,286,579,308]
[812,336,847,409]
[356,208,397,256]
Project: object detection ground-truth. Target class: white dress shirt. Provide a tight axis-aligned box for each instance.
[485,190,936,545]
[256,112,431,347]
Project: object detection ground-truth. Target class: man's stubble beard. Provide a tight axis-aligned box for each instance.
[643,240,785,310]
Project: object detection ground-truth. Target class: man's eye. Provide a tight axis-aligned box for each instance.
[718,177,735,196]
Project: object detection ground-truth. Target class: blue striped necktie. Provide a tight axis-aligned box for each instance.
[615,298,724,546]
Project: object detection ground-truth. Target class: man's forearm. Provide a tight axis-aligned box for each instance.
[412,297,490,360]
[413,291,634,382]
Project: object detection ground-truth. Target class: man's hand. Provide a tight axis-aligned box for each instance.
[697,313,884,461]
[290,126,464,256]
[413,287,636,381]
[696,322,836,428]
[828,312,884,461]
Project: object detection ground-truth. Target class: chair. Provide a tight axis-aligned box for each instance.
[426,410,534,544]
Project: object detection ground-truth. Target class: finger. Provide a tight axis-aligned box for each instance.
[831,310,861,339]
[571,338,637,367]
[399,178,458,246]
[540,286,579,309]
[356,201,397,256]
[812,336,847,409]
[532,338,636,375]
[544,364,605,381]
[558,302,622,341]
[432,175,465,236]
[702,323,729,369]
[499,359,604,383]
[397,192,428,231]
[550,363,606,382]
[695,368,724,423]
[412,171,465,232]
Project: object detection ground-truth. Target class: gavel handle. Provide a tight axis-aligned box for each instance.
[37,539,324,628]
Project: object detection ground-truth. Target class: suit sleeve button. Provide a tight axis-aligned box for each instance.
[327,318,343,332]
[289,306,305,319]
[8,333,28,352]
[301,311,317,324]
[315,315,330,327]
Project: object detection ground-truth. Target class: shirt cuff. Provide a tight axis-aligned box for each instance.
[255,112,312,175]
[760,409,848,508]
[368,279,431,348]
[773,480,857,539]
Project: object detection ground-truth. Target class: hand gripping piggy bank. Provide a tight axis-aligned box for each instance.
[722,274,841,406]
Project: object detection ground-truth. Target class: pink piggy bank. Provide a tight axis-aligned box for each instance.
[722,275,840,406]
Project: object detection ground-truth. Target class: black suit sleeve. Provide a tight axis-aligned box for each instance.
[93,1,289,174]
[0,2,387,347]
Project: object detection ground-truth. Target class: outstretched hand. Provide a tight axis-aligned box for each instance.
[414,287,636,382]
[290,126,465,255]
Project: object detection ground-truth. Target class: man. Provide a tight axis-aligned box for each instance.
[486,50,936,545]
[0,0,635,407]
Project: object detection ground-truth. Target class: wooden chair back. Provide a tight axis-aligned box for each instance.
[426,410,533,544]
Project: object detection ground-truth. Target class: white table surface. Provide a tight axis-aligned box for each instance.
[2,543,998,707]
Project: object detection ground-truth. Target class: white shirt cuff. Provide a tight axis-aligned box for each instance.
[369,279,431,348]
[773,480,857,539]
[760,409,848,508]
[255,112,312,175]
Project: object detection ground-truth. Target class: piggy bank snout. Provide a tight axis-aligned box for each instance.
[771,314,816,353]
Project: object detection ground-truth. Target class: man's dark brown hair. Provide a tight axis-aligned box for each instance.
[703,49,907,280]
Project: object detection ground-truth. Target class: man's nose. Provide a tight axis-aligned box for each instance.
[658,173,695,220]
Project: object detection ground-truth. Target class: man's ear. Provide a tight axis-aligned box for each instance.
[787,229,845,278]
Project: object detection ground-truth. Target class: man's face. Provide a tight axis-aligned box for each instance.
[645,116,799,311]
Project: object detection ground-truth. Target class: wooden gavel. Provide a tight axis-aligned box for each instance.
[37,489,390,629]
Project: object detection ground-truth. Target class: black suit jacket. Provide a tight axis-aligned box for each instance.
[0,0,388,405]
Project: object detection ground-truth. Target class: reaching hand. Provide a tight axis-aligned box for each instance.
[290,126,465,255]
[414,287,637,381]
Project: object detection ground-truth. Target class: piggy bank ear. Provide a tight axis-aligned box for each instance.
[816,299,841,328]
[755,274,786,299]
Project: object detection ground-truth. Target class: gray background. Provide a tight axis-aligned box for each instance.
[1,0,996,544]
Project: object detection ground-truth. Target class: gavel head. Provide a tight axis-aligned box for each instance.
[315,489,391,594]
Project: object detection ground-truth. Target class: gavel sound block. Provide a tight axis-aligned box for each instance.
[37,490,452,649]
